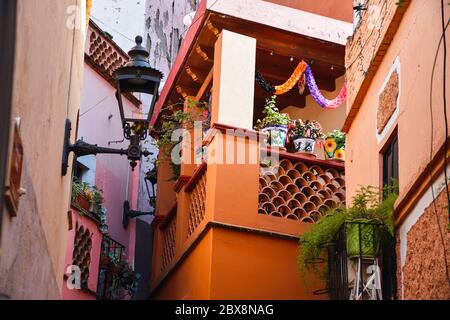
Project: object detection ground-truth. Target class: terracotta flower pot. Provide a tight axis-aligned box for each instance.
[76,195,90,211]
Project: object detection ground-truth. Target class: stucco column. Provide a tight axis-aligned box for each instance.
[211,30,256,130]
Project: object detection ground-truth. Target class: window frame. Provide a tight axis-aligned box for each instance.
[381,130,399,195]
[0,0,18,238]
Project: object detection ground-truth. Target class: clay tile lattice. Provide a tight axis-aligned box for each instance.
[87,22,128,79]
[72,225,93,287]
[161,215,177,271]
[259,159,346,223]
[187,172,207,238]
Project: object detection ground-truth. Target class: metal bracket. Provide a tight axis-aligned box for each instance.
[122,200,155,228]
[61,119,151,176]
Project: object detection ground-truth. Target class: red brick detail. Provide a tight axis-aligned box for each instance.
[397,190,450,300]
[343,0,411,132]
[377,71,399,134]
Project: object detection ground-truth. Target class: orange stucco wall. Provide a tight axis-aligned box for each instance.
[264,0,353,23]
[345,0,450,202]
[154,229,213,300]
[154,227,324,300]
[209,227,324,300]
[0,0,86,299]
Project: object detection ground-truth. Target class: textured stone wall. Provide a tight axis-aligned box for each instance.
[377,70,398,134]
[145,0,199,78]
[344,0,409,129]
[91,0,146,51]
[398,190,450,300]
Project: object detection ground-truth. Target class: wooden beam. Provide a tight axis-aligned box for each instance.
[185,66,207,83]
[195,68,213,101]
[194,45,214,63]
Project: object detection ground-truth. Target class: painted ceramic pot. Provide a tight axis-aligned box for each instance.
[262,126,288,149]
[293,137,316,154]
[324,137,345,161]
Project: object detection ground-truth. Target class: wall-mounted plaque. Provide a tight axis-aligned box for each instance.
[5,118,24,216]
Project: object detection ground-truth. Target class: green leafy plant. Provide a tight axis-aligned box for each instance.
[90,186,104,213]
[71,179,93,202]
[288,119,324,141]
[298,185,398,283]
[153,99,210,181]
[255,95,291,130]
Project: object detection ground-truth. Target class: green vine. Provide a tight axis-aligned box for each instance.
[298,185,398,285]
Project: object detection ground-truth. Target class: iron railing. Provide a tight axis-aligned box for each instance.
[315,221,396,300]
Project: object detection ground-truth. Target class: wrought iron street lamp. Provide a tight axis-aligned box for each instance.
[61,35,163,176]
[113,36,163,142]
[122,167,157,228]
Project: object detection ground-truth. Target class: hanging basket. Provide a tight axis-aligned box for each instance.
[345,220,381,258]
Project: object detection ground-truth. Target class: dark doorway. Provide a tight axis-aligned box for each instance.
[0,0,18,238]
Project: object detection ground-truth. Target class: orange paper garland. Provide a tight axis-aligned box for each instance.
[274,61,308,95]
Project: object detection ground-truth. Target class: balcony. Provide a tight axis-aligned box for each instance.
[97,236,138,300]
[149,2,351,299]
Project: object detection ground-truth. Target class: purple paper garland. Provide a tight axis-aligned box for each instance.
[305,65,347,109]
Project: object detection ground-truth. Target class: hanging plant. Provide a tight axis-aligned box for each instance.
[152,99,210,181]
[298,185,397,284]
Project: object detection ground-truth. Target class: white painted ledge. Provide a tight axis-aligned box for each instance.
[207,0,353,46]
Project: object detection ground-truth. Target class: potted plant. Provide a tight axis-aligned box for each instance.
[255,95,291,149]
[287,119,323,154]
[90,186,104,214]
[298,185,397,281]
[71,180,92,211]
[323,130,346,161]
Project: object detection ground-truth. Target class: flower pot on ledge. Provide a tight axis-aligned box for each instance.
[323,134,346,162]
[262,126,288,149]
[293,137,316,155]
[75,195,90,211]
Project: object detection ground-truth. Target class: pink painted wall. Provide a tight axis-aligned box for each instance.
[77,65,140,264]
[62,210,102,300]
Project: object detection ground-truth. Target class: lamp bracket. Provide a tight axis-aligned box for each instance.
[61,119,151,176]
[122,200,155,228]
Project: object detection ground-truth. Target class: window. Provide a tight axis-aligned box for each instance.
[382,133,399,195]
[0,0,18,234]
[73,161,88,182]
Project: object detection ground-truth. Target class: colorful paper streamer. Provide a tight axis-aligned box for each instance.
[304,65,347,109]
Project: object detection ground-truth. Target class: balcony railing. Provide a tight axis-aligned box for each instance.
[160,212,177,272]
[186,165,207,238]
[259,153,346,223]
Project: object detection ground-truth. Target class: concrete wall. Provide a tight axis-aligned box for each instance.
[144,0,199,79]
[346,0,450,200]
[91,0,146,52]
[0,0,87,299]
[264,0,353,23]
[62,210,102,300]
[345,0,450,299]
